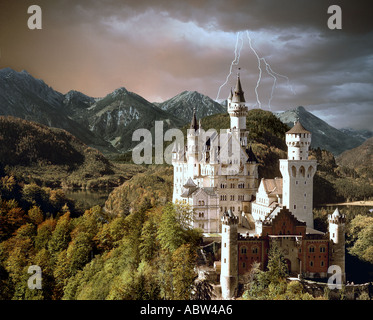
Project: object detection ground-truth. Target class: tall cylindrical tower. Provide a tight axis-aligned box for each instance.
[227,75,248,147]
[220,210,238,300]
[328,208,346,283]
[279,121,317,228]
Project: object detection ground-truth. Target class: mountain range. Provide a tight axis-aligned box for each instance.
[156,90,226,123]
[275,106,369,155]
[0,68,370,156]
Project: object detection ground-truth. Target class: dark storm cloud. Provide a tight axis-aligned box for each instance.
[0,0,372,129]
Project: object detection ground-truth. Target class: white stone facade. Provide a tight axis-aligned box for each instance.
[251,121,317,229]
[172,76,259,233]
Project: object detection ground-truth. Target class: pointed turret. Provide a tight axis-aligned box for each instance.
[190,107,199,130]
[228,87,233,102]
[328,207,346,284]
[246,145,258,163]
[232,76,245,103]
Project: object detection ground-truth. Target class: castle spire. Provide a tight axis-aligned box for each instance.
[190,107,199,130]
[232,74,245,103]
[228,87,233,101]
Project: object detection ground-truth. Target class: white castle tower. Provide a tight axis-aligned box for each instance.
[328,208,346,283]
[227,74,249,147]
[220,210,238,299]
[187,107,200,178]
[279,121,317,228]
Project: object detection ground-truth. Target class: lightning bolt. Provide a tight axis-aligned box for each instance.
[246,31,295,110]
[264,61,296,96]
[217,31,295,109]
[246,31,262,108]
[215,32,243,101]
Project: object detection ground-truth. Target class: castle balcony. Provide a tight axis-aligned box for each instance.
[268,235,303,247]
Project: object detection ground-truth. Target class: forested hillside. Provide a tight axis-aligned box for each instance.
[0,116,143,189]
[0,168,203,300]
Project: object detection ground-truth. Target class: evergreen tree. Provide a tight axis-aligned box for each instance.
[266,242,288,283]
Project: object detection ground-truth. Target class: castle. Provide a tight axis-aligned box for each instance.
[171,75,346,299]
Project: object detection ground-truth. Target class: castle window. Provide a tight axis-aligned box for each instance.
[308,166,314,176]
[309,245,315,253]
[320,261,325,267]
[291,166,297,177]
[294,205,296,210]
[310,261,314,267]
[320,246,326,253]
[230,195,235,201]
[199,212,204,218]
[299,166,305,177]
[241,246,247,254]
[252,246,258,254]
[242,262,246,268]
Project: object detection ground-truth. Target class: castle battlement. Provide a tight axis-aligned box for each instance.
[328,208,346,224]
[221,214,239,226]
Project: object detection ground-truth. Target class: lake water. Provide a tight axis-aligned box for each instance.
[63,189,113,210]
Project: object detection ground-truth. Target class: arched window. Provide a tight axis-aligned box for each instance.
[299,166,305,177]
[291,166,297,177]
[309,245,315,253]
[252,246,258,254]
[307,166,314,177]
[320,245,326,253]
[241,246,247,254]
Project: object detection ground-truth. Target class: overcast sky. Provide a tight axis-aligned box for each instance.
[0,0,372,130]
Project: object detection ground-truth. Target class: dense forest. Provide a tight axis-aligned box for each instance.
[0,172,204,299]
